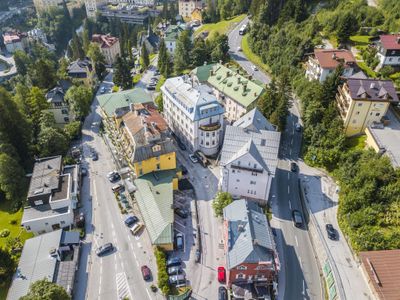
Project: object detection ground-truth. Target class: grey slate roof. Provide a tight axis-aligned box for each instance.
[220,122,281,175]
[132,138,175,162]
[27,156,62,199]
[7,230,63,300]
[46,86,65,103]
[61,231,80,245]
[223,199,275,269]
[233,108,276,132]
[67,58,92,75]
[22,205,70,223]
[346,78,399,102]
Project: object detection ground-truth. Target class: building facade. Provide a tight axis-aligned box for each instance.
[33,0,63,13]
[21,156,80,235]
[163,24,185,54]
[84,0,99,19]
[161,76,225,156]
[223,199,278,292]
[376,34,400,70]
[219,108,280,203]
[178,0,202,19]
[336,78,399,136]
[3,31,28,53]
[46,86,74,125]
[92,34,121,65]
[306,49,357,82]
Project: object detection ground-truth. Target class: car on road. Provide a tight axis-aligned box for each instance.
[100,87,106,94]
[146,84,156,90]
[189,154,198,163]
[290,162,297,172]
[237,46,242,51]
[107,171,120,182]
[195,249,201,263]
[141,265,151,280]
[154,70,160,76]
[217,266,226,283]
[175,207,188,219]
[167,266,184,275]
[130,222,144,235]
[326,224,337,240]
[124,216,138,227]
[292,210,303,227]
[81,167,88,176]
[167,257,182,267]
[96,243,114,256]
[91,152,98,161]
[175,233,184,250]
[112,183,124,193]
[252,65,258,71]
[169,274,186,286]
[295,123,301,132]
[218,286,228,300]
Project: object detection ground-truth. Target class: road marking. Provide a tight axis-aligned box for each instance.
[288,186,290,194]
[116,272,132,300]
[288,200,292,210]
[135,260,139,267]
[132,251,137,259]
[146,288,152,299]
[291,138,293,145]
[295,235,299,247]
[288,173,290,179]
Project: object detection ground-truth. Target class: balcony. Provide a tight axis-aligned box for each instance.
[199,122,221,132]
[231,164,264,173]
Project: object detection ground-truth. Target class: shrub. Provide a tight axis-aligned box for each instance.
[154,247,170,295]
[0,229,10,238]
[212,192,233,217]
[9,219,17,225]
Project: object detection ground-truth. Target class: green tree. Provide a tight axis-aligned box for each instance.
[38,127,69,157]
[210,33,229,63]
[71,33,85,60]
[64,85,93,119]
[27,87,50,129]
[140,43,150,69]
[158,39,167,75]
[64,121,82,140]
[28,59,57,89]
[155,94,163,112]
[113,56,132,90]
[13,50,30,76]
[87,43,106,80]
[20,279,71,300]
[212,192,233,217]
[379,65,394,79]
[82,28,90,53]
[57,58,70,80]
[337,12,357,44]
[191,37,209,67]
[174,30,192,74]
[0,247,15,283]
[0,152,26,202]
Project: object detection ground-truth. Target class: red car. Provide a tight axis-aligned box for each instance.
[141,265,151,281]
[217,266,226,283]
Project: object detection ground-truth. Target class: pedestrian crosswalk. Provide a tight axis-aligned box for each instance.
[116,272,131,300]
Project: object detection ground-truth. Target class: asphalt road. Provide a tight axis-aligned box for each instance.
[74,71,162,300]
[228,19,323,300]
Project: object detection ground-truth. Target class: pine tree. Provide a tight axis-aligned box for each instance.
[158,39,167,75]
[174,30,192,74]
[140,43,150,68]
[113,56,132,90]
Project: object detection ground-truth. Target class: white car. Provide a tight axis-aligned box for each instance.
[252,65,258,71]
[100,87,106,94]
[237,46,242,52]
[189,154,198,163]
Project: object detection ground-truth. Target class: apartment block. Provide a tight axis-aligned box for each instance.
[178,0,202,19]
[92,34,121,65]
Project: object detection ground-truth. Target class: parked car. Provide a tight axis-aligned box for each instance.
[166,257,182,267]
[175,208,188,219]
[290,162,297,172]
[292,210,303,227]
[169,274,186,286]
[175,233,184,250]
[217,266,226,283]
[146,84,156,90]
[180,165,188,175]
[326,224,337,240]
[194,150,208,168]
[96,243,114,256]
[195,249,201,263]
[219,286,228,300]
[237,46,242,51]
[295,123,301,132]
[154,70,160,76]
[177,139,186,151]
[100,87,106,94]
[141,265,151,280]
[252,65,258,71]
[124,216,138,227]
[81,167,87,176]
[130,223,144,235]
[189,154,198,163]
[91,152,98,161]
[112,183,124,193]
[167,266,184,275]
[107,171,120,182]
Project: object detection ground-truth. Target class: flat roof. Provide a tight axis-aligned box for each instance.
[22,205,70,224]
[359,249,400,300]
[367,108,400,168]
[51,174,70,201]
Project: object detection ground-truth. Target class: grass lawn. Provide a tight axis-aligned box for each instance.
[241,35,272,74]
[357,61,377,78]
[344,135,366,151]
[195,14,246,39]
[350,35,372,45]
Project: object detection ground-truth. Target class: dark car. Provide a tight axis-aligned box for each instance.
[81,167,88,176]
[175,233,184,250]
[326,224,337,240]
[146,84,156,90]
[175,208,188,219]
[167,266,184,275]
[218,286,228,300]
[295,123,302,132]
[92,152,98,161]
[290,162,297,172]
[166,257,182,267]
[141,265,151,280]
[96,243,114,256]
[180,165,188,175]
[292,210,303,227]
[124,216,138,227]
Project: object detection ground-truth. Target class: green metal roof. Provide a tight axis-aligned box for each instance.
[164,25,184,42]
[97,88,153,117]
[207,64,264,108]
[134,170,176,246]
[191,64,215,82]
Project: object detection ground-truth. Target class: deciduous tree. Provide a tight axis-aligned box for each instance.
[212,192,233,217]
[20,279,71,300]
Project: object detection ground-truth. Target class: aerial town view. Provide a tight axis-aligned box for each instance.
[0,0,400,299]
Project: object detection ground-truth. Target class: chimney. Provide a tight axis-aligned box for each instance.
[254,92,257,97]
[243,83,247,92]
[237,77,240,84]
[129,102,135,112]
[397,36,400,44]
[226,71,230,77]
[332,52,337,60]
[210,70,213,76]
[370,82,376,89]
[238,224,245,232]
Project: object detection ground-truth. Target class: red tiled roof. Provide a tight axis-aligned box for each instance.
[2,31,26,44]
[379,34,400,50]
[314,49,356,69]
[92,34,119,49]
[359,250,400,300]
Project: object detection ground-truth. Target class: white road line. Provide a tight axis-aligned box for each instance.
[295,235,299,247]
[146,288,152,299]
[135,260,139,267]
[288,200,292,210]
[288,186,290,194]
[288,173,290,179]
[132,251,137,259]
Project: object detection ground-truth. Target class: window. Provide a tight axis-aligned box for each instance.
[389,58,393,62]
[236,179,240,182]
[45,222,49,226]
[236,273,246,279]
[237,265,247,270]
[61,109,68,115]
[34,200,43,206]
[60,221,65,225]
[201,140,203,145]
[64,117,70,122]
[358,103,363,107]
[139,169,143,176]
[261,139,266,146]
[254,164,257,168]
[376,113,380,117]
[206,133,209,137]
[232,170,235,173]
[250,181,256,185]
[212,132,215,137]
[356,111,360,115]
[156,164,160,170]
[206,142,209,146]
[252,172,258,176]
[212,141,215,145]
[138,161,142,166]
[25,226,31,230]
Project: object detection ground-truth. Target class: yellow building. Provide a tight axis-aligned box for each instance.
[336,78,399,136]
[191,8,203,22]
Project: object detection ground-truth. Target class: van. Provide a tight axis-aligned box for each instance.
[112,183,124,193]
[130,223,144,235]
[169,274,186,286]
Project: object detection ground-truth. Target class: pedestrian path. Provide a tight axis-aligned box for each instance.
[116,272,131,300]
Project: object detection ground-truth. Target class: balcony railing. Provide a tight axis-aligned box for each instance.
[199,122,221,132]
[231,164,264,173]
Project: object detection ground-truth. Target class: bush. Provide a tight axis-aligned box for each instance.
[154,247,170,295]
[0,229,10,238]
[212,192,233,217]
[9,219,17,225]
[112,85,119,93]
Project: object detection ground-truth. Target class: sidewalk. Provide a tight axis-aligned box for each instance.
[299,163,374,300]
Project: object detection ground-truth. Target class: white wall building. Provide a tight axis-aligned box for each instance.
[161,76,225,156]
[46,86,74,125]
[2,32,27,53]
[178,0,202,19]
[219,108,280,203]
[376,34,400,70]
[33,0,64,13]
[84,0,98,19]
[21,156,80,235]
[92,34,121,65]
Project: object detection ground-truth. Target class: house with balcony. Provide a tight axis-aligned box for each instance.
[192,63,264,122]
[161,75,225,156]
[223,199,279,297]
[163,24,186,54]
[219,108,280,203]
[335,78,399,136]
[92,34,121,65]
[305,49,357,82]
[67,58,93,81]
[178,0,202,20]
[21,156,81,235]
[376,34,400,71]
[45,85,74,125]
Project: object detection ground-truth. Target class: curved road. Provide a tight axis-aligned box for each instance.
[228,18,323,300]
